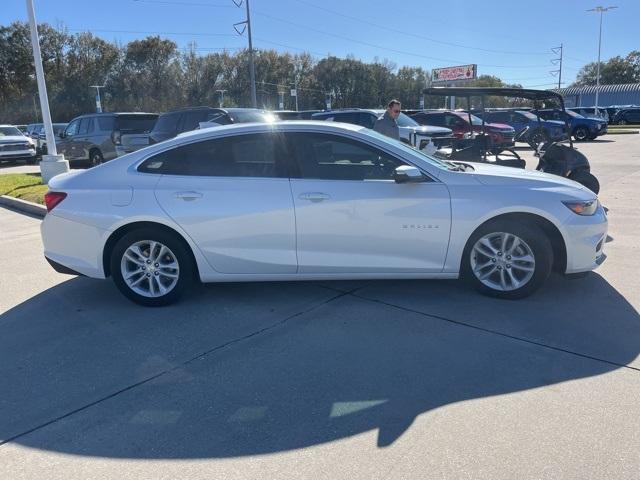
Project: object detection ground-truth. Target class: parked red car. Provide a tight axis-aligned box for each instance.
[407,110,516,151]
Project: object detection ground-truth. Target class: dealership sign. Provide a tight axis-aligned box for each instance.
[432,64,477,83]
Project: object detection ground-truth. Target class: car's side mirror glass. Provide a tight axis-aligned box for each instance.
[394,165,424,183]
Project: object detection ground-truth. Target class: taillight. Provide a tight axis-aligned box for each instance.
[44,191,67,212]
[111,131,122,145]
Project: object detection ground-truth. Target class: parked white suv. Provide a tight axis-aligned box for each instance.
[312,109,452,152]
[0,125,37,164]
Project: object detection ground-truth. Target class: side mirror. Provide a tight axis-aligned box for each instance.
[58,131,66,138]
[394,165,424,183]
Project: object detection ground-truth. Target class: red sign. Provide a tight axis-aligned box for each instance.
[432,64,477,83]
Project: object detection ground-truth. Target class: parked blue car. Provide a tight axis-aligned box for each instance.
[535,109,608,141]
[476,109,566,146]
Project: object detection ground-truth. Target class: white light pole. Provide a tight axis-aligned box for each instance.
[587,5,617,115]
[90,85,105,113]
[26,0,69,183]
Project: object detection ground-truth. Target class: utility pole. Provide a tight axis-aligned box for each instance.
[90,85,105,113]
[25,0,69,183]
[291,80,298,111]
[216,89,227,107]
[233,0,257,108]
[551,44,563,90]
[588,6,617,114]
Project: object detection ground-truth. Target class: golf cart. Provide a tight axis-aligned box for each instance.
[422,87,600,194]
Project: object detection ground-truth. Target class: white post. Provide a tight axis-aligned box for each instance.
[595,10,602,113]
[26,0,69,183]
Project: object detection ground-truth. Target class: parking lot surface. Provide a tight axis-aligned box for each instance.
[1,135,639,479]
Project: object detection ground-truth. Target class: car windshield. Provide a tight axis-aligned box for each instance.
[458,113,484,126]
[0,126,23,137]
[395,112,420,127]
[565,110,583,118]
[519,111,538,120]
[361,128,453,171]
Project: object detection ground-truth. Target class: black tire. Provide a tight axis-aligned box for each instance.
[462,220,553,300]
[89,149,103,168]
[110,228,195,306]
[573,126,589,142]
[528,129,548,149]
[569,170,600,194]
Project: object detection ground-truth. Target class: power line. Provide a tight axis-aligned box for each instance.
[250,9,551,69]
[133,0,233,7]
[68,28,238,38]
[291,0,550,56]
[129,0,552,68]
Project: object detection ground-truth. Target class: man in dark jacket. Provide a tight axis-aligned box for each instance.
[373,99,401,140]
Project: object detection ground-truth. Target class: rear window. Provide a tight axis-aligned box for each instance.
[115,115,158,133]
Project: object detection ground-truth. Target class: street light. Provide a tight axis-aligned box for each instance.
[90,85,105,113]
[25,0,69,183]
[587,5,618,115]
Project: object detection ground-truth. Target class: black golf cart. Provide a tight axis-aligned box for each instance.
[422,87,600,194]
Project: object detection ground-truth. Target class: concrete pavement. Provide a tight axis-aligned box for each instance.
[0,134,639,479]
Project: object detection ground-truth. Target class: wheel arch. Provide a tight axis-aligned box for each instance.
[102,221,201,279]
[460,212,567,274]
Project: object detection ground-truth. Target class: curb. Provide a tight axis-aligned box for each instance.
[0,195,46,218]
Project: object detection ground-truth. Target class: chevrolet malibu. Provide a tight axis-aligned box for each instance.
[41,121,607,306]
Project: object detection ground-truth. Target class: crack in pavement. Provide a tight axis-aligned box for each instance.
[349,291,640,373]
[0,287,360,449]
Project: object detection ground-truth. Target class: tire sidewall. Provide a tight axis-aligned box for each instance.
[90,150,103,167]
[110,228,193,306]
[462,220,553,299]
[574,127,588,141]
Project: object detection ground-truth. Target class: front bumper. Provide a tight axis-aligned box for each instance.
[563,205,608,274]
[0,149,36,161]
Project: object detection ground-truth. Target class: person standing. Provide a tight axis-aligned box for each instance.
[373,99,401,140]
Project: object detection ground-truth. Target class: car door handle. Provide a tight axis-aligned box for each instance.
[174,191,203,201]
[298,192,331,202]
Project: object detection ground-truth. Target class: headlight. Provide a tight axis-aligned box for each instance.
[562,199,599,216]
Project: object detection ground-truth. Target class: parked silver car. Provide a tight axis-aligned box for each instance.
[56,113,158,166]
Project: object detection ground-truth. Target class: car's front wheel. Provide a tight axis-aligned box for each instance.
[110,228,194,306]
[463,220,553,299]
[573,126,590,141]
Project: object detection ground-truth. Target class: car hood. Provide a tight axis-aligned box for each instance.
[399,125,452,135]
[467,162,591,193]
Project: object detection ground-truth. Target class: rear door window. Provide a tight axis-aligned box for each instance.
[138,133,289,178]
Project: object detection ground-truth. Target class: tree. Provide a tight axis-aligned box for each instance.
[572,50,640,86]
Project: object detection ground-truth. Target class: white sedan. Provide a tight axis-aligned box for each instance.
[41,121,607,306]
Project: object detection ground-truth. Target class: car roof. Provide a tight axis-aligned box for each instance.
[172,120,366,141]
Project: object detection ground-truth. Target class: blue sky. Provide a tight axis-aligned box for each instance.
[3,0,638,87]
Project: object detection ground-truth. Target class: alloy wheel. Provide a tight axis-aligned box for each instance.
[470,232,535,292]
[120,240,180,298]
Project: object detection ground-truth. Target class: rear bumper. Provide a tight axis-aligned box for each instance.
[41,213,108,279]
[45,256,85,276]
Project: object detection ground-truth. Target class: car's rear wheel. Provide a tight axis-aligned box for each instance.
[463,220,553,299]
[110,228,194,306]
